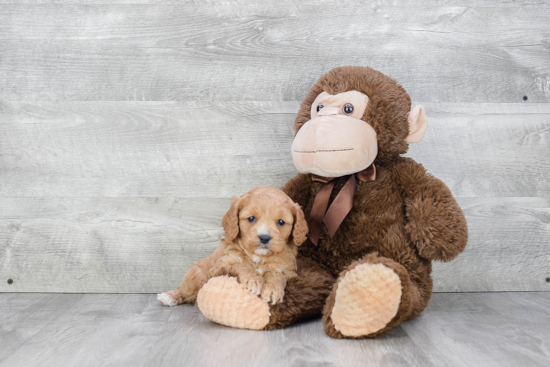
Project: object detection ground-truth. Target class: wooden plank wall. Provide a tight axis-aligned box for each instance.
[1,0,549,293]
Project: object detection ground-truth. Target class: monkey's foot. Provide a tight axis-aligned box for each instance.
[330,263,402,337]
[197,276,270,330]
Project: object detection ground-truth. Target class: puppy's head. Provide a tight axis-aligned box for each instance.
[222,186,308,256]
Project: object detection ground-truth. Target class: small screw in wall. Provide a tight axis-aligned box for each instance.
[523,96,528,101]
[7,279,13,285]
[546,277,550,283]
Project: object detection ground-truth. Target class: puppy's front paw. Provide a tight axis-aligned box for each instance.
[157,292,177,307]
[261,283,285,305]
[157,289,185,306]
[241,276,264,296]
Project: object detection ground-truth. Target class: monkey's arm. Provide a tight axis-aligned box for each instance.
[280,173,313,209]
[397,158,468,262]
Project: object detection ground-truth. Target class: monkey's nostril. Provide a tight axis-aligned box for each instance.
[259,234,272,245]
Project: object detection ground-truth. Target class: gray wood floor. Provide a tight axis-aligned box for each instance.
[1,292,549,367]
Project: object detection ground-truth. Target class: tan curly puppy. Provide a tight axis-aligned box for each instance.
[157,186,308,307]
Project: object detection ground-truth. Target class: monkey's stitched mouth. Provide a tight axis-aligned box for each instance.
[293,148,354,153]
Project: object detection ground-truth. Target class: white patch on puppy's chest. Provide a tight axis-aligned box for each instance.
[253,255,265,274]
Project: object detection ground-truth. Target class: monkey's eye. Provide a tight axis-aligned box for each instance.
[343,103,354,115]
[277,219,285,226]
[248,216,256,223]
[316,104,324,112]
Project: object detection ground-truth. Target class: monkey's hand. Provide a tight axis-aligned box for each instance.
[399,159,468,262]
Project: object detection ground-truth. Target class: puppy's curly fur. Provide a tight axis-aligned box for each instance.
[158,186,308,306]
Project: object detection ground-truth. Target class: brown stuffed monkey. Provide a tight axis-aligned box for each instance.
[195,66,468,338]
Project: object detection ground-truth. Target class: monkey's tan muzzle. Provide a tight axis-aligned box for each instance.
[291,115,378,178]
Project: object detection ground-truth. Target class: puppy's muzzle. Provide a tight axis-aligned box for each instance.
[258,234,272,247]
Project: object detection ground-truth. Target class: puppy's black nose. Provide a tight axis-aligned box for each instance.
[259,234,272,245]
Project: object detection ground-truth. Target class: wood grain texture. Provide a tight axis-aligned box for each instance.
[1,101,549,198]
[407,103,550,198]
[1,102,549,292]
[0,292,549,367]
[1,197,548,293]
[1,1,549,294]
[0,197,228,293]
[0,101,298,197]
[0,1,549,101]
[434,197,550,292]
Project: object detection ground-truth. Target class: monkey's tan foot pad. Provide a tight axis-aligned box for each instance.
[331,263,402,337]
[197,276,270,330]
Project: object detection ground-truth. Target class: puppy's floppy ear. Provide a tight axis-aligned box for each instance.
[222,197,240,242]
[291,203,308,246]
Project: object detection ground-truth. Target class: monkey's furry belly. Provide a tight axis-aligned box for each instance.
[299,187,422,277]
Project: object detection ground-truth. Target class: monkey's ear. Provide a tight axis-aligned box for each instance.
[222,197,240,242]
[291,203,308,247]
[406,105,428,143]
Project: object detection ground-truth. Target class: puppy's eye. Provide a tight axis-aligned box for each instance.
[316,104,324,112]
[248,216,256,223]
[277,219,285,226]
[343,103,354,115]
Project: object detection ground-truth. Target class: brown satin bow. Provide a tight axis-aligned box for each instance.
[308,163,376,245]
